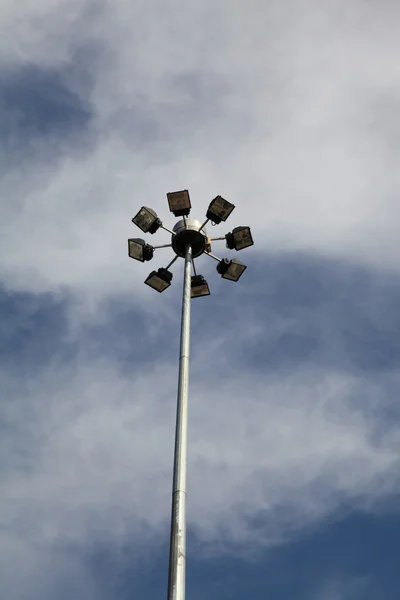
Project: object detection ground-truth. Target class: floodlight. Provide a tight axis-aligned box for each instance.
[191,275,211,298]
[167,190,191,217]
[132,206,161,234]
[217,258,247,282]
[128,238,154,262]
[206,196,235,224]
[145,268,173,292]
[225,226,254,251]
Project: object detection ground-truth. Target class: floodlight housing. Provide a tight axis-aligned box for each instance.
[225,226,254,251]
[145,268,173,292]
[191,275,211,298]
[128,238,154,262]
[206,196,235,224]
[167,190,191,217]
[132,206,161,234]
[217,258,247,282]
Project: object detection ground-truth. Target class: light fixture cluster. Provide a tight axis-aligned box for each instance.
[128,190,254,295]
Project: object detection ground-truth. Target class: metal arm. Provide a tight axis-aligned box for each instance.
[199,218,209,232]
[204,251,222,262]
[165,255,179,270]
[162,224,176,236]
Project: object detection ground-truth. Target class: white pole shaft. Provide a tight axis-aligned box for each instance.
[167,244,192,600]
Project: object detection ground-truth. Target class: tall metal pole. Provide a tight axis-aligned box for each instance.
[167,243,192,600]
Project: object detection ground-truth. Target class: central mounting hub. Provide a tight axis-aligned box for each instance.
[172,219,208,258]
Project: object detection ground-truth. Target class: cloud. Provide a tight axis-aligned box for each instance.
[0,265,399,598]
[1,334,399,600]
[2,262,400,563]
[1,345,397,546]
[2,1,400,597]
[1,255,400,598]
[1,0,400,303]
[313,576,372,600]
[0,535,107,600]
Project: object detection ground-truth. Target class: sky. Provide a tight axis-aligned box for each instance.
[1,0,400,598]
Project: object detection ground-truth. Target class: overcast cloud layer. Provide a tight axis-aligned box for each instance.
[1,1,400,599]
[2,0,400,299]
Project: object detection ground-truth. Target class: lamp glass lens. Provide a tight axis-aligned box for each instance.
[128,239,144,261]
[233,227,253,250]
[191,284,210,298]
[167,190,191,212]
[134,207,156,232]
[145,274,170,292]
[210,196,234,221]
[223,261,247,281]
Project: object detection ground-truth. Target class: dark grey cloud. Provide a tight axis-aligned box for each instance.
[1,253,400,599]
[0,44,101,166]
[0,66,89,135]
[187,510,400,600]
[74,510,400,600]
[4,252,400,378]
[0,286,72,374]
[189,252,400,375]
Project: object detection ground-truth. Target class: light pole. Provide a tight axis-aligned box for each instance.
[128,191,254,600]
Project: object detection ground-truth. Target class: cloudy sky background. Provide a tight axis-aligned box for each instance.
[1,0,400,598]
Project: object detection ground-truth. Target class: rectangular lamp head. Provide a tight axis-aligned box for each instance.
[226,226,254,251]
[206,196,235,224]
[191,275,211,298]
[145,268,173,292]
[217,258,247,282]
[167,190,191,217]
[128,238,154,262]
[132,206,161,234]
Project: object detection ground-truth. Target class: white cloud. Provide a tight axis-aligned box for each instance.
[313,576,372,600]
[1,0,400,302]
[0,534,106,600]
[2,1,400,595]
[1,349,399,558]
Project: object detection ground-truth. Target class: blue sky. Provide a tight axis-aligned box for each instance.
[1,1,400,598]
